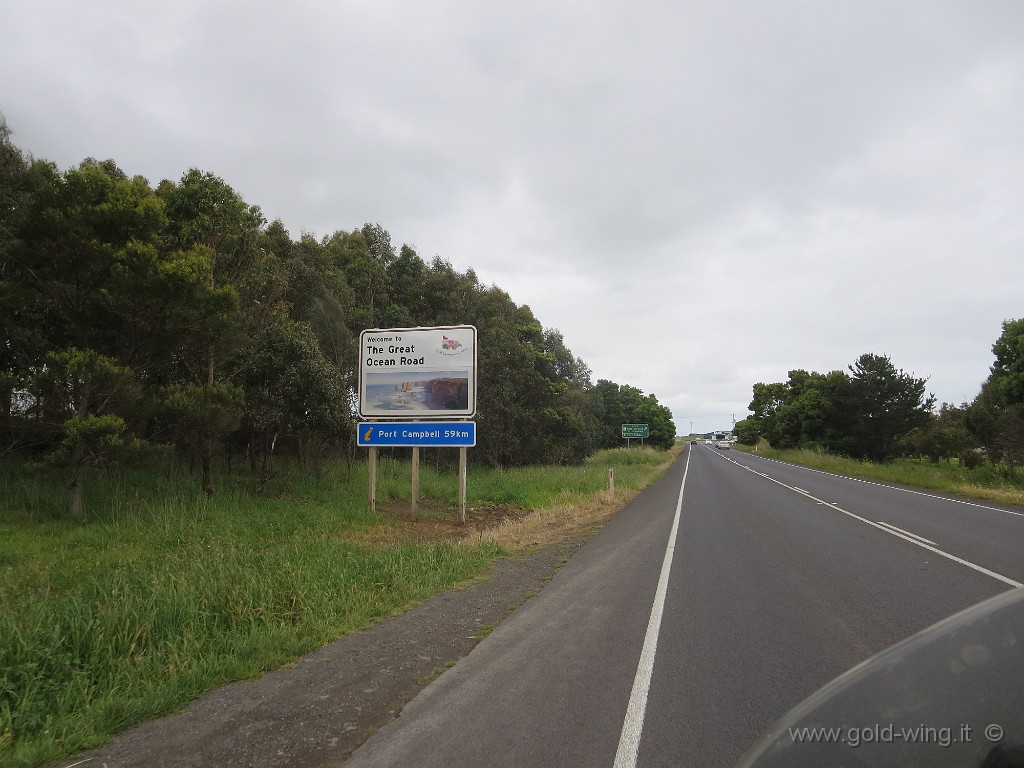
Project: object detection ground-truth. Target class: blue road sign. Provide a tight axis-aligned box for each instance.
[358,421,476,447]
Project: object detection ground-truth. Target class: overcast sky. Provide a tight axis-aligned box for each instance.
[3,1,1023,435]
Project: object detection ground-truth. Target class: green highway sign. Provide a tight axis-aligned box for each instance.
[621,423,650,439]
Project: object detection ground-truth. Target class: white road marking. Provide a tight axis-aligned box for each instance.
[745,453,1024,518]
[875,520,936,545]
[872,524,937,548]
[711,450,1022,588]
[613,448,690,768]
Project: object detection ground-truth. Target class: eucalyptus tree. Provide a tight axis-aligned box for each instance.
[323,223,396,330]
[255,222,359,464]
[156,170,263,494]
[383,244,428,326]
[7,159,166,365]
[471,288,544,466]
[3,158,168,473]
[231,312,348,486]
[0,115,35,449]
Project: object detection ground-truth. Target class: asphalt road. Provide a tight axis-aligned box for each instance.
[342,444,1024,768]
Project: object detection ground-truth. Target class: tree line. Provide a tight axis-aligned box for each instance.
[0,118,676,514]
[736,323,1024,469]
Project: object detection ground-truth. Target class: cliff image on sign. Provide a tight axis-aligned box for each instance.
[363,371,470,413]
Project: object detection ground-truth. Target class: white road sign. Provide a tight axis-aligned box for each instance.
[358,325,477,418]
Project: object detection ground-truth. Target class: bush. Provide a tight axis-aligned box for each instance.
[961,450,984,469]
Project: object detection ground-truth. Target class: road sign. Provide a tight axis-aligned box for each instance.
[359,326,477,418]
[358,422,477,447]
[621,423,650,439]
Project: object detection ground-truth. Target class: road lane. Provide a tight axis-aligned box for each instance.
[716,448,1024,585]
[638,446,1015,767]
[342,445,1020,767]
[343,447,691,768]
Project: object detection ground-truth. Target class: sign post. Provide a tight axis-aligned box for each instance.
[367,446,377,515]
[459,447,468,523]
[411,446,420,519]
[358,326,478,521]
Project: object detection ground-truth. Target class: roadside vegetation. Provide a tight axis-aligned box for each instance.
[733,320,1024,506]
[0,112,682,768]
[0,445,676,768]
[0,115,677,525]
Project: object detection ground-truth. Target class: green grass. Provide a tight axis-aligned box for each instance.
[739,443,1024,506]
[458,447,668,509]
[0,446,675,767]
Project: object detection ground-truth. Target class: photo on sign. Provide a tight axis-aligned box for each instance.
[363,370,471,413]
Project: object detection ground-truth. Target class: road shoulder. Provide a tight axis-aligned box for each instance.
[55,538,591,768]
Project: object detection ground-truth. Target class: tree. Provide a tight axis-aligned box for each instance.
[592,379,629,449]
[902,402,975,464]
[6,159,167,363]
[4,158,181,464]
[156,170,263,493]
[324,223,396,330]
[1,137,685,478]
[26,348,142,516]
[631,394,676,450]
[0,115,36,450]
[734,417,760,445]
[472,296,551,466]
[746,355,934,461]
[990,318,1024,403]
[232,314,348,488]
[588,380,675,451]
[158,381,244,495]
[747,381,790,446]
[968,319,1024,467]
[841,353,934,461]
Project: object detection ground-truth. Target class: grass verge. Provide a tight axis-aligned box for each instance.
[0,445,677,767]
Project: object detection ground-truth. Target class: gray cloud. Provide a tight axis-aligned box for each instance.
[3,0,1022,434]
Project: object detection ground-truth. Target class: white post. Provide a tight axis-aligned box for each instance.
[609,467,615,497]
[458,446,468,524]
[411,446,420,519]
[368,446,377,515]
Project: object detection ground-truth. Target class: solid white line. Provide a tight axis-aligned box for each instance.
[613,449,690,768]
[875,520,936,545]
